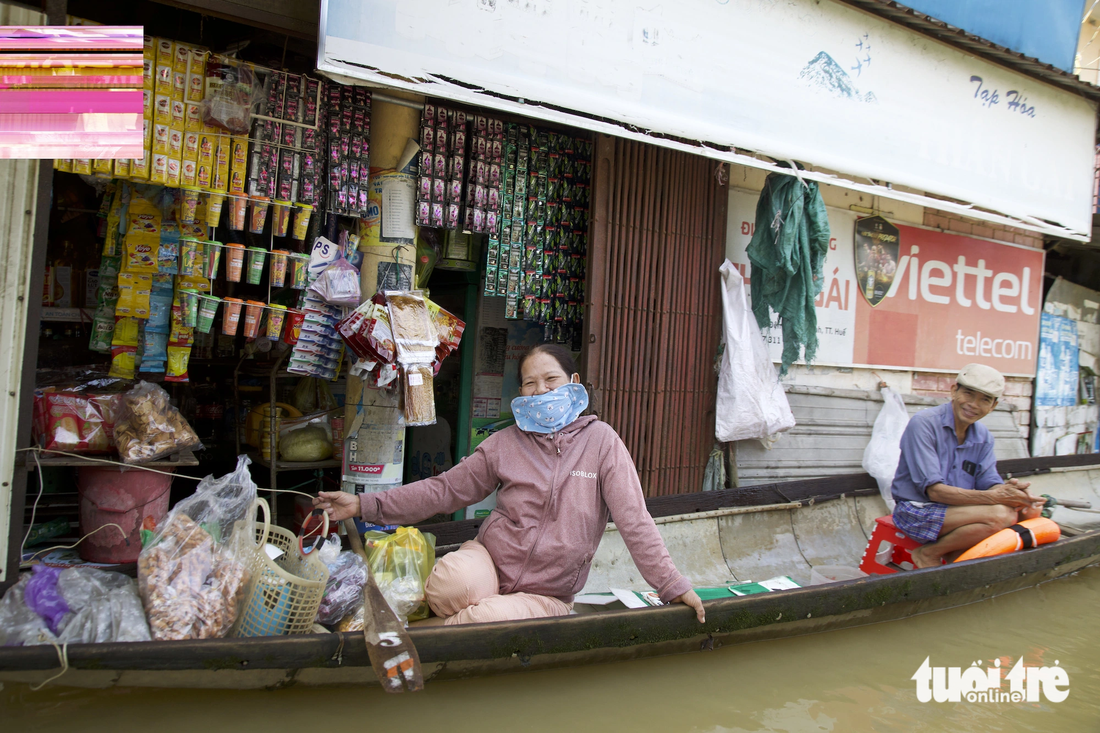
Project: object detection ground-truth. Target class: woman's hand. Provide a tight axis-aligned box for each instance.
[313,491,361,522]
[674,589,705,623]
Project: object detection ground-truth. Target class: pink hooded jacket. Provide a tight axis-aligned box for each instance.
[358,415,693,603]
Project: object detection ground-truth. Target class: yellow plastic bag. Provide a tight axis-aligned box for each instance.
[363,527,436,624]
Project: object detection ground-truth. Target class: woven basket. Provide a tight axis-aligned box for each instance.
[233,500,330,637]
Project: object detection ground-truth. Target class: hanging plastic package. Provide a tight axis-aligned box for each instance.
[714,260,795,446]
[862,388,909,511]
[308,254,361,307]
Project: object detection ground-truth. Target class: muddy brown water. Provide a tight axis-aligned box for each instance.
[3,566,1100,732]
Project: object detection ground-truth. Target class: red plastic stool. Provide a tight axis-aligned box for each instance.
[859,515,923,574]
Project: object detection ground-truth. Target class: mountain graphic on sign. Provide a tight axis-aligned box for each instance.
[798,51,876,103]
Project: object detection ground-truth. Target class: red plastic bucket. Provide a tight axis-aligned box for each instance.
[77,466,173,563]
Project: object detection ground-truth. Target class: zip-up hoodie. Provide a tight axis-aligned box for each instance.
[358,415,693,603]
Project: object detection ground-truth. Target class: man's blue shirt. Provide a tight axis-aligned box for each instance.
[891,401,1003,504]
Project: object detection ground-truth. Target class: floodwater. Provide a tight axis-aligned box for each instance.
[4,567,1100,732]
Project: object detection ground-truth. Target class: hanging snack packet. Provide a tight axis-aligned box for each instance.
[158,221,180,274]
[165,346,192,383]
[385,291,437,365]
[402,364,436,426]
[308,254,361,307]
[88,306,116,353]
[116,273,153,319]
[108,347,137,380]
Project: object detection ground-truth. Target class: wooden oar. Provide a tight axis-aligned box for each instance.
[342,518,424,692]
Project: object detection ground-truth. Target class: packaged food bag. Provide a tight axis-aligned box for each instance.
[362,527,436,626]
[137,455,257,640]
[33,381,124,455]
[308,254,361,307]
[113,381,202,463]
[278,410,336,462]
[315,535,368,626]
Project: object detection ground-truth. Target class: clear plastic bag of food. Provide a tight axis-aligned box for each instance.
[316,543,368,626]
[137,455,257,641]
[113,380,203,464]
[201,57,259,134]
[32,373,126,455]
[385,291,437,365]
[402,364,436,426]
[309,256,361,308]
[363,527,436,626]
[278,410,336,462]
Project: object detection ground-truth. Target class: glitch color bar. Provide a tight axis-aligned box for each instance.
[0,26,142,159]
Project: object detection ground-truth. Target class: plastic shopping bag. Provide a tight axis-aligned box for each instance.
[362,527,436,626]
[137,455,257,640]
[862,388,909,511]
[714,261,795,445]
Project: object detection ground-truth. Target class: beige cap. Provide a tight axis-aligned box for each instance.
[956,363,1005,399]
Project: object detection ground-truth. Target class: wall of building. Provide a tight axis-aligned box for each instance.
[726,163,1042,442]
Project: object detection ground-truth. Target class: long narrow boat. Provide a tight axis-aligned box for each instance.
[2,454,1099,690]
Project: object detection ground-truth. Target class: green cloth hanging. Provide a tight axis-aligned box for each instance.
[746,170,831,376]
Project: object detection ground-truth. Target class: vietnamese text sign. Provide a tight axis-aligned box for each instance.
[320,0,1097,237]
[727,189,1043,375]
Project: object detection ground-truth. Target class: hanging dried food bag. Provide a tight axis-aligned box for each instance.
[385,291,437,365]
[403,364,436,426]
[201,57,257,134]
[336,296,395,364]
[308,254,361,307]
[113,380,202,464]
[137,455,258,641]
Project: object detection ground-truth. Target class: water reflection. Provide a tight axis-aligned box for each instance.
[4,567,1100,732]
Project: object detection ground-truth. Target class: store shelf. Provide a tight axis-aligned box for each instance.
[247,451,340,472]
[41,307,93,322]
[27,448,200,469]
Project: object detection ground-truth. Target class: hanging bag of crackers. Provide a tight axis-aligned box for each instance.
[114,380,203,464]
[386,291,439,426]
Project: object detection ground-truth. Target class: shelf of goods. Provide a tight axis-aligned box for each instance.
[26,448,200,469]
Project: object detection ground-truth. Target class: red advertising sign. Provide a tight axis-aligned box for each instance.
[851,224,1043,376]
[727,189,1044,376]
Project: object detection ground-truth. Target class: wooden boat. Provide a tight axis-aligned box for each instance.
[2,453,1100,690]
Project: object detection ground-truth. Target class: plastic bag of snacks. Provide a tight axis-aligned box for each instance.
[32,373,126,455]
[315,535,369,626]
[308,254,361,307]
[113,381,202,464]
[137,455,257,641]
[337,295,396,365]
[362,527,436,626]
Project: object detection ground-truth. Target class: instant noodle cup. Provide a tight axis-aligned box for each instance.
[196,294,220,333]
[246,247,268,285]
[225,243,245,282]
[248,197,270,234]
[243,300,264,339]
[270,249,289,287]
[180,188,200,224]
[221,297,243,335]
[266,304,287,340]
[179,238,200,276]
[178,289,199,327]
[202,241,222,280]
[272,201,292,237]
[292,204,312,240]
[282,309,304,345]
[204,192,225,227]
[291,254,309,289]
[228,196,247,230]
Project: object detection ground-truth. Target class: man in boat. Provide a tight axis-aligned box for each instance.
[891,363,1046,568]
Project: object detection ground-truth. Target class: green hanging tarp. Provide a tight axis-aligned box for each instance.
[746,171,831,376]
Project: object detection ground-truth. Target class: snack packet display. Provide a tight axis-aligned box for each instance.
[33,387,123,454]
[137,455,257,640]
[113,381,203,464]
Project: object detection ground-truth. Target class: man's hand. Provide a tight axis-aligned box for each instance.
[313,491,361,522]
[987,479,1045,509]
[674,589,705,623]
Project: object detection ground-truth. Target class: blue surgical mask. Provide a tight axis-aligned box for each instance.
[511,382,589,434]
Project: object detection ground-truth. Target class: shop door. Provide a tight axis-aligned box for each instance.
[584,136,727,497]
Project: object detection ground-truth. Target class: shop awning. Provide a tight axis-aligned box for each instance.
[318,0,1100,241]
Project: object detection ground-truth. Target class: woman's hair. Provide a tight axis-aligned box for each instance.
[518,344,579,379]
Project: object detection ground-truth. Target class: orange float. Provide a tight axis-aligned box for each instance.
[954,517,1061,563]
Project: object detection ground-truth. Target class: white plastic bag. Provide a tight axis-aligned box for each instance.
[715,261,795,444]
[862,388,909,511]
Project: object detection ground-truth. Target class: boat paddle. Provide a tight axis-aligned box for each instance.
[342,518,424,692]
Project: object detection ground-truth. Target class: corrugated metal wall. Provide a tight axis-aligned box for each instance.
[584,135,727,497]
[0,0,46,584]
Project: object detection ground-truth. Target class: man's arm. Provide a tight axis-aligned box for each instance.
[927,479,1041,509]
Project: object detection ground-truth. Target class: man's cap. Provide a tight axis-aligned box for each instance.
[956,363,1005,399]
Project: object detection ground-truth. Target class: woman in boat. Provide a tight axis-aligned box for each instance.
[314,344,705,626]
